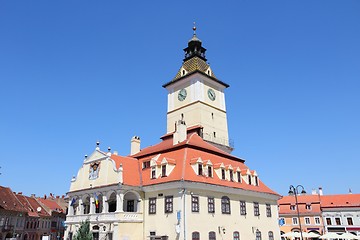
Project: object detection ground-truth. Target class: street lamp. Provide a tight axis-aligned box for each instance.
[289,185,306,240]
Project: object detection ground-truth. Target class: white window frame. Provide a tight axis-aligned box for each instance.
[292,217,298,225]
[314,217,320,225]
[305,217,310,225]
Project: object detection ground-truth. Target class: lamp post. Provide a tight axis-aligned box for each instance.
[288,185,306,240]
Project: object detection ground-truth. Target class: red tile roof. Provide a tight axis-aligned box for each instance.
[38,198,64,213]
[320,194,360,208]
[127,133,278,196]
[16,194,50,217]
[278,195,322,214]
[0,186,27,212]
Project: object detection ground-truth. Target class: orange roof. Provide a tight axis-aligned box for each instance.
[320,194,360,208]
[133,133,278,196]
[110,155,141,187]
[278,195,321,215]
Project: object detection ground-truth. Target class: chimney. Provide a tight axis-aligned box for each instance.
[130,136,141,155]
[311,189,317,195]
[318,187,323,196]
[18,192,22,195]
[173,120,187,145]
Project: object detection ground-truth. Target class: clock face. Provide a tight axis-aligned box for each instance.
[208,88,216,101]
[178,88,187,101]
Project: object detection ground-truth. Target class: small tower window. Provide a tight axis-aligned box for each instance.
[213,132,216,138]
[211,113,214,119]
[181,113,184,120]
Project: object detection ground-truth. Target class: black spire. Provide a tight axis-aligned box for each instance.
[183,23,207,62]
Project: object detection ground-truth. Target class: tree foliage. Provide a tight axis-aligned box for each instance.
[73,220,92,240]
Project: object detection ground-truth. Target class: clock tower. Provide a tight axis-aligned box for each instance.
[163,26,233,152]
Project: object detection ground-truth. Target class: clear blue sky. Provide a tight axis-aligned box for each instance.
[1,1,359,197]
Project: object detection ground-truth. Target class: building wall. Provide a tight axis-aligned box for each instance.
[322,208,360,235]
[144,187,280,240]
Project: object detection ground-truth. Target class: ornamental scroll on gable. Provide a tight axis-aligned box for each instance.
[89,162,100,180]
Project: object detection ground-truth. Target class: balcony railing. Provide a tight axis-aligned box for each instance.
[66,212,143,224]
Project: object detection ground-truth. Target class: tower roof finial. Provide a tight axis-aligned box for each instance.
[193,22,197,35]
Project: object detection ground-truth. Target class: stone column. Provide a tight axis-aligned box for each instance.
[78,199,84,215]
[68,201,74,216]
[102,195,108,213]
[116,192,123,212]
[90,197,95,214]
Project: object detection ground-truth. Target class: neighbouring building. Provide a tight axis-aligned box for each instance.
[278,188,360,238]
[65,28,281,240]
[0,186,67,240]
[321,193,360,236]
[278,191,324,237]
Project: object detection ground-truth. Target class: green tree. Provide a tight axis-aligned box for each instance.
[73,220,92,240]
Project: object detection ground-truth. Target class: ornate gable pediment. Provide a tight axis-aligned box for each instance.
[84,150,108,164]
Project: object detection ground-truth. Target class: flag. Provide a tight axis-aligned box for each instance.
[279,218,285,226]
[94,193,99,208]
[70,197,76,206]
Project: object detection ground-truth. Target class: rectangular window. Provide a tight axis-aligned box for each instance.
[266,204,271,217]
[290,205,296,210]
[347,217,353,225]
[230,170,234,181]
[151,167,156,179]
[248,175,252,185]
[237,172,241,182]
[305,217,310,225]
[208,166,212,177]
[208,197,215,213]
[149,198,156,214]
[255,176,259,186]
[315,217,320,225]
[240,201,246,215]
[292,217,298,225]
[326,217,332,225]
[164,196,173,213]
[221,169,225,180]
[254,202,260,216]
[143,161,150,169]
[198,164,203,175]
[161,165,167,177]
[335,217,341,225]
[191,196,199,212]
[305,204,311,210]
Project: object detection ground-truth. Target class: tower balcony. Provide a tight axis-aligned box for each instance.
[202,133,234,153]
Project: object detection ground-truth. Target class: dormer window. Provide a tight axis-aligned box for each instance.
[151,167,156,179]
[221,169,226,180]
[229,170,234,181]
[290,205,296,210]
[248,175,252,185]
[182,70,186,76]
[143,161,150,169]
[237,172,241,183]
[161,165,167,177]
[208,166,213,178]
[255,176,259,186]
[198,164,203,176]
[306,204,311,210]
